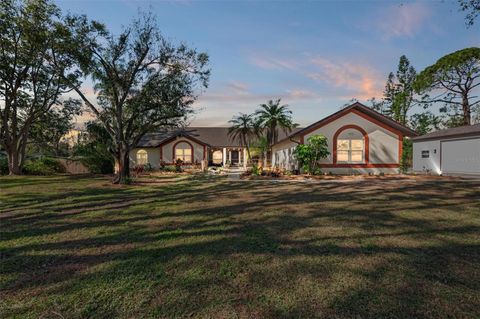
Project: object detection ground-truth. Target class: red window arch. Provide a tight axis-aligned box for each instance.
[333,125,369,164]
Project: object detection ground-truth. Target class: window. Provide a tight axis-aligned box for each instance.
[212,150,223,164]
[136,149,148,165]
[421,150,430,158]
[337,139,364,163]
[175,142,192,163]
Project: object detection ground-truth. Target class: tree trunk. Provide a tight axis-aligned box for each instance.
[462,94,471,126]
[7,147,22,175]
[113,148,130,184]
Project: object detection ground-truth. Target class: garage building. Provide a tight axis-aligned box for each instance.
[412,124,480,176]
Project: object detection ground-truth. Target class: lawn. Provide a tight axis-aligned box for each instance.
[1,174,479,318]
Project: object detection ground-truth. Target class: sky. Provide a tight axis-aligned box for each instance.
[56,0,480,127]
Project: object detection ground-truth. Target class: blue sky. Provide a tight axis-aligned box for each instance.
[57,0,479,127]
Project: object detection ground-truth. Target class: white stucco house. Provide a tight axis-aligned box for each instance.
[412,123,480,176]
[271,102,417,174]
[130,102,417,174]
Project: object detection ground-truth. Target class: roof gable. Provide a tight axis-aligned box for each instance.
[274,102,417,145]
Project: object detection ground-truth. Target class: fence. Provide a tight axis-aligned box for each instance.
[57,158,90,174]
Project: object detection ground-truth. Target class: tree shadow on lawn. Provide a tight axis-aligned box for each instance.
[1,178,480,318]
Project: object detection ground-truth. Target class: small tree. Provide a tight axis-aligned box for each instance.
[228,113,256,164]
[293,135,330,175]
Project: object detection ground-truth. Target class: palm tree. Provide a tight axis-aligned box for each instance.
[228,113,256,164]
[255,99,297,166]
[255,99,297,146]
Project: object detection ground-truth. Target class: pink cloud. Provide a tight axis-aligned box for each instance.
[307,57,383,99]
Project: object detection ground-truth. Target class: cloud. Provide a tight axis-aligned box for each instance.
[249,52,384,100]
[249,54,297,71]
[376,2,430,38]
[308,57,383,99]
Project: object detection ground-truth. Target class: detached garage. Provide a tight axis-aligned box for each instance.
[412,124,480,176]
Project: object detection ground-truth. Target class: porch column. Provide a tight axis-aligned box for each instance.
[243,148,247,169]
[238,148,242,166]
[228,150,232,164]
[222,147,227,167]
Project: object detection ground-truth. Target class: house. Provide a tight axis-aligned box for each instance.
[271,102,417,174]
[130,127,298,168]
[412,123,480,176]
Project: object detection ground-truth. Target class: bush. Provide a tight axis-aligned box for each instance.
[400,138,413,174]
[293,134,330,175]
[0,157,8,175]
[175,159,183,172]
[162,165,177,172]
[251,164,261,176]
[144,163,153,172]
[23,157,65,175]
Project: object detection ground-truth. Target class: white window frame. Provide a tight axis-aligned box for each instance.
[136,149,148,165]
[337,139,365,163]
[175,144,192,163]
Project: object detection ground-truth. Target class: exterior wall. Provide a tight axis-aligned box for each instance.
[272,139,299,170]
[412,140,441,174]
[129,147,161,168]
[272,110,402,174]
[161,137,205,164]
[413,136,480,175]
[303,112,400,165]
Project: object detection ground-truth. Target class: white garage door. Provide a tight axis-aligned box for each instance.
[441,138,480,175]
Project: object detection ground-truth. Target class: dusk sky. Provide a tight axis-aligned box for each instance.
[57,0,479,127]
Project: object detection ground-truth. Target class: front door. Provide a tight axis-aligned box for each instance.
[231,150,239,165]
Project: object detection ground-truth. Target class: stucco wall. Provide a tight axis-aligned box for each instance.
[303,112,400,164]
[412,140,441,174]
[129,148,161,168]
[272,139,299,170]
[271,111,402,174]
[161,137,205,163]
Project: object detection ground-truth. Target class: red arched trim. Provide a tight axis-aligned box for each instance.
[333,125,369,164]
[172,140,194,163]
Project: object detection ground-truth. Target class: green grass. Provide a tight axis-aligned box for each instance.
[1,174,479,318]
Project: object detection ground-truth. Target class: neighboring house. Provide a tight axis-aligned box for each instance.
[130,127,298,168]
[271,102,417,174]
[412,123,480,176]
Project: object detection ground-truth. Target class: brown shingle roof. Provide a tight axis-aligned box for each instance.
[412,123,480,142]
[137,127,302,148]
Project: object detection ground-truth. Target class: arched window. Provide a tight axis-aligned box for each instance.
[174,142,192,163]
[136,149,148,165]
[336,128,365,163]
[212,150,223,164]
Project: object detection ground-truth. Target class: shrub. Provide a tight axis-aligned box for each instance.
[162,165,177,172]
[251,164,261,176]
[175,159,183,172]
[400,138,413,174]
[132,165,144,176]
[0,157,8,175]
[23,157,65,175]
[293,134,330,174]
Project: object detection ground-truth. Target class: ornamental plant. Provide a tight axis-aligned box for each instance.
[293,134,330,175]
